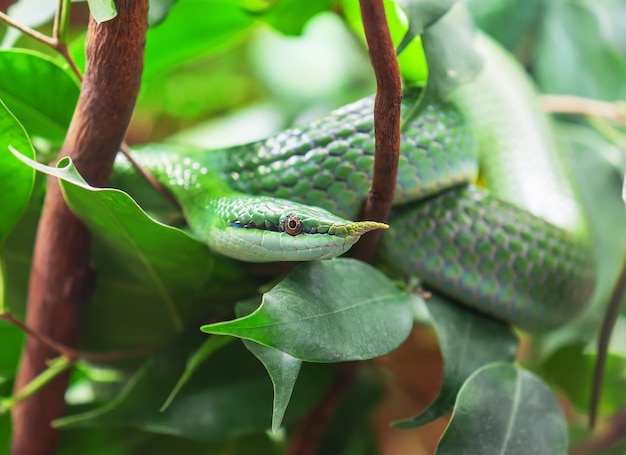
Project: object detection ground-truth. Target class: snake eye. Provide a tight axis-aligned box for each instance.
[285,215,303,235]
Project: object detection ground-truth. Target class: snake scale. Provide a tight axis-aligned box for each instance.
[113,33,595,332]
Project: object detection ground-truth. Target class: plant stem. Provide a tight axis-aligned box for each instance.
[53,0,71,44]
[350,0,402,263]
[1,357,72,412]
[541,95,626,126]
[10,2,149,454]
[0,10,56,47]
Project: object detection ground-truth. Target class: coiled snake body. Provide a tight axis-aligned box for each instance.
[115,34,595,332]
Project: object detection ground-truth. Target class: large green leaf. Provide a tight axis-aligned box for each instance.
[87,0,117,23]
[0,101,35,245]
[59,429,283,455]
[256,0,334,35]
[0,49,79,146]
[535,0,626,100]
[420,5,483,99]
[436,363,567,455]
[541,342,626,416]
[71,0,255,83]
[9,148,218,333]
[202,259,414,362]
[1,0,58,48]
[394,295,518,428]
[236,299,302,433]
[55,334,334,441]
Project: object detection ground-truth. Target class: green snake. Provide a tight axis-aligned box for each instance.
[114,33,595,332]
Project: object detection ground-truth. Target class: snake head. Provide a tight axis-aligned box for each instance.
[203,196,388,262]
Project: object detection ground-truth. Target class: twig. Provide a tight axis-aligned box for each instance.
[0,313,153,362]
[541,95,626,126]
[350,0,402,262]
[1,357,72,413]
[588,253,626,429]
[0,10,57,47]
[287,363,357,455]
[0,4,82,81]
[571,406,626,455]
[120,142,181,210]
[10,2,148,454]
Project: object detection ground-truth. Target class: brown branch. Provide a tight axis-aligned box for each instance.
[571,407,626,455]
[10,2,148,455]
[0,313,153,362]
[350,0,402,262]
[287,363,358,455]
[542,95,626,126]
[287,3,401,453]
[588,253,626,429]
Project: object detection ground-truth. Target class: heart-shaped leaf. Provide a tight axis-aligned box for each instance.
[0,102,34,245]
[9,148,218,332]
[436,363,567,455]
[202,259,413,362]
[394,295,518,428]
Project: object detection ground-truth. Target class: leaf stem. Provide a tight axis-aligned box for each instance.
[1,357,72,413]
[0,10,57,47]
[0,313,153,362]
[0,4,82,81]
[53,0,71,45]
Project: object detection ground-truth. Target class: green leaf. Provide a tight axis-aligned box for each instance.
[421,4,483,99]
[0,101,35,245]
[243,340,301,433]
[436,363,567,455]
[71,1,255,83]
[466,0,544,51]
[0,49,79,146]
[202,259,413,362]
[236,299,302,433]
[160,335,234,411]
[149,0,178,26]
[394,295,518,428]
[535,0,626,100]
[87,0,117,24]
[55,334,333,441]
[395,0,461,46]
[9,148,216,332]
[256,0,333,36]
[541,342,626,416]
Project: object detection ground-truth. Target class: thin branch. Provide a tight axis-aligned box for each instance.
[0,10,56,47]
[120,142,181,210]
[1,357,72,413]
[0,313,153,362]
[542,95,626,126]
[0,6,82,81]
[350,0,402,262]
[572,407,626,455]
[589,253,626,429]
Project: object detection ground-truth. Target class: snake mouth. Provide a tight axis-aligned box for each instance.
[230,219,388,238]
